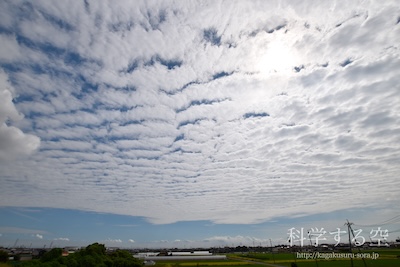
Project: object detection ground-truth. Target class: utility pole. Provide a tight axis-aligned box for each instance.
[307,230,319,267]
[345,220,354,267]
[269,239,275,264]
[348,222,368,267]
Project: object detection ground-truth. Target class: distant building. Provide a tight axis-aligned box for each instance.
[135,252,160,258]
[134,250,225,261]
[18,254,33,261]
[62,250,69,257]
[169,251,212,256]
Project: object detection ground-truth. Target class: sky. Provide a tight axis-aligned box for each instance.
[0,0,400,249]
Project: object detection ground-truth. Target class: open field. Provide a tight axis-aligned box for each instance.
[1,249,399,267]
[154,261,262,267]
[152,249,400,267]
[228,249,400,267]
[180,262,250,266]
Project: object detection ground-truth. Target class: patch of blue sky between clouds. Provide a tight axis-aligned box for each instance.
[1,207,399,248]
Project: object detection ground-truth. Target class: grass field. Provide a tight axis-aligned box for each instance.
[228,249,400,267]
[1,249,399,267]
[180,262,250,266]
[152,249,400,267]
[155,262,261,267]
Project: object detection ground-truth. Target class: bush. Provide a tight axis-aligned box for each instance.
[0,251,8,262]
[41,248,62,262]
[18,243,142,267]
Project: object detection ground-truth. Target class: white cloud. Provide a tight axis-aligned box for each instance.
[0,35,22,62]
[35,234,43,239]
[106,238,122,243]
[203,235,266,245]
[0,226,47,235]
[0,70,40,160]
[55,237,70,241]
[0,0,399,227]
[0,70,22,122]
[128,239,135,243]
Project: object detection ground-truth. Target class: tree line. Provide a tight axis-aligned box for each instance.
[2,243,143,267]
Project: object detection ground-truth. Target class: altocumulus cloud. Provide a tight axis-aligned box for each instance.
[0,0,399,227]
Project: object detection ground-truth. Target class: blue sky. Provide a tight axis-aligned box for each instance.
[1,207,399,248]
[1,0,400,248]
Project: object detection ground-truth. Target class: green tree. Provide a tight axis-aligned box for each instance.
[84,243,106,256]
[17,243,142,267]
[41,248,62,262]
[0,250,8,262]
[59,255,78,267]
[81,255,97,267]
[110,250,142,267]
[75,243,110,267]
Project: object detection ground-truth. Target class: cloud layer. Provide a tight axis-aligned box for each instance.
[0,1,399,225]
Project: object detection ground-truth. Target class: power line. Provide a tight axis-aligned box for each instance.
[353,214,400,227]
